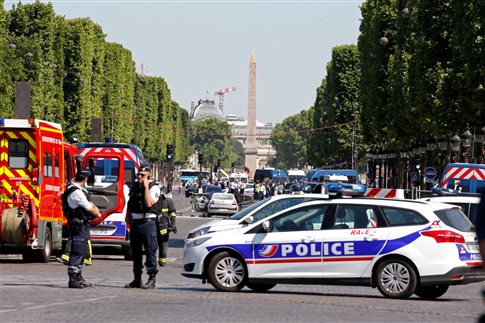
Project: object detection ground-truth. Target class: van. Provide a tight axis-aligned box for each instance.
[254,168,288,183]
[308,169,359,184]
[438,163,485,193]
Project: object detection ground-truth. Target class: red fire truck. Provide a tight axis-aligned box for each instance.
[0,117,81,262]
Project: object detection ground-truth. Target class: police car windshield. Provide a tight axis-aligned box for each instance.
[230,198,270,220]
[434,208,474,232]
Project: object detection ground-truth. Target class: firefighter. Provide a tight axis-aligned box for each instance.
[62,168,101,289]
[57,237,92,266]
[157,188,177,267]
[124,166,160,289]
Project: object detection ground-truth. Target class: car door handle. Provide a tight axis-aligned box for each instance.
[302,237,315,243]
[364,235,378,242]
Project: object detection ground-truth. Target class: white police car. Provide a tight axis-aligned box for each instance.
[182,198,484,299]
[419,194,480,224]
[187,194,331,239]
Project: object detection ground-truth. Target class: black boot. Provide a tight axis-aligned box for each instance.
[124,276,142,288]
[68,273,84,289]
[142,274,156,289]
[78,273,93,288]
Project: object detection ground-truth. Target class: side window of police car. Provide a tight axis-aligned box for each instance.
[270,205,328,232]
[333,205,379,229]
[381,207,427,226]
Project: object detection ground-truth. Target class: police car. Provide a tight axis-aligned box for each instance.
[419,194,480,224]
[187,194,331,240]
[182,198,484,299]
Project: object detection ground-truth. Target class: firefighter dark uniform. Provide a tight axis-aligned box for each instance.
[63,169,100,289]
[125,167,160,289]
[157,193,177,267]
[58,237,92,266]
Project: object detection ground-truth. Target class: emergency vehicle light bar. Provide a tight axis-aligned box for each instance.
[0,117,4,127]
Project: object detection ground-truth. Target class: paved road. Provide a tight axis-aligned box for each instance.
[1,194,485,322]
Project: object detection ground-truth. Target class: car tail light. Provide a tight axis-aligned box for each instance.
[420,230,465,243]
[210,200,215,205]
[232,200,237,205]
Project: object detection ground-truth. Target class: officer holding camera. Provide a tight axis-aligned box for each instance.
[63,168,101,289]
[125,166,160,289]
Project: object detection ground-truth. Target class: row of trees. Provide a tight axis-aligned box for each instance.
[0,1,191,163]
[271,0,485,170]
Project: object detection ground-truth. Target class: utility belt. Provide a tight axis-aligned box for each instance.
[69,217,90,226]
[131,218,156,225]
[130,212,157,221]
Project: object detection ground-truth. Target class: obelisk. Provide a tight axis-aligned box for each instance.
[245,50,258,174]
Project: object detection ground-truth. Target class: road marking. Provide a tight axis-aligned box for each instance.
[0,296,116,314]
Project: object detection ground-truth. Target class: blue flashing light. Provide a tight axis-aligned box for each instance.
[0,117,4,127]
[105,137,114,143]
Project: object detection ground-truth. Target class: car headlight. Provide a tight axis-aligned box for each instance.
[186,237,212,248]
[187,226,210,239]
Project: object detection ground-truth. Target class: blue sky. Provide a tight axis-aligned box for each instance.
[5,0,364,124]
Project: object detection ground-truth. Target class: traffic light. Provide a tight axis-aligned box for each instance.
[198,153,203,165]
[166,144,174,161]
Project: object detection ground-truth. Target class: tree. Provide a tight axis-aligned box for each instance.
[190,118,238,169]
[271,109,312,169]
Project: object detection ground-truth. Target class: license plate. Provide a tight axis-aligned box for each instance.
[466,242,480,253]
[90,229,110,236]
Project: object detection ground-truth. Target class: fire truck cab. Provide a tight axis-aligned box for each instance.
[0,117,81,262]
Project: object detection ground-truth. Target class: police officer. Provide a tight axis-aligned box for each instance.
[63,168,101,289]
[157,188,177,267]
[125,166,160,289]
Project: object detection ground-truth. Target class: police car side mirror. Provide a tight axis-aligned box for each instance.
[245,216,254,224]
[262,221,270,232]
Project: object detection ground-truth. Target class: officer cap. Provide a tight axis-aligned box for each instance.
[139,166,152,173]
[75,168,92,181]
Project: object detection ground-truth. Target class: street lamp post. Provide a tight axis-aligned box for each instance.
[450,134,461,163]
[334,91,358,170]
[461,127,473,163]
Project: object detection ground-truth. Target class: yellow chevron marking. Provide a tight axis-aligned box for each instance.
[19,131,36,148]
[39,126,63,134]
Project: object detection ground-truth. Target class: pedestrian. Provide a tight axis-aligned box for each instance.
[62,168,102,289]
[125,166,160,289]
[157,188,177,267]
[476,190,485,323]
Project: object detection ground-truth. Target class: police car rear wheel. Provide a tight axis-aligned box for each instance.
[208,251,247,292]
[246,282,276,292]
[376,259,417,299]
[414,284,449,300]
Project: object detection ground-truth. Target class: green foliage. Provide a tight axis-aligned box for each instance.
[0,3,191,167]
[190,118,238,168]
[271,109,313,169]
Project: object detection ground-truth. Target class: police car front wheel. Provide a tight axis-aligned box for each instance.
[207,251,247,292]
[376,258,417,299]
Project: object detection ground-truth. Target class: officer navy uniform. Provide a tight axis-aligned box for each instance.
[125,166,160,289]
[157,191,177,267]
[63,168,100,288]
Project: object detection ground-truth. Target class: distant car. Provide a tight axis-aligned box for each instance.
[204,184,222,197]
[185,184,197,197]
[187,193,332,239]
[419,195,480,224]
[207,193,239,217]
[244,183,254,197]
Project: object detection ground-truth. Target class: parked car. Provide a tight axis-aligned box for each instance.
[207,193,239,217]
[419,194,480,224]
[187,193,332,239]
[182,198,484,299]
